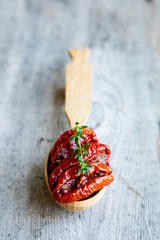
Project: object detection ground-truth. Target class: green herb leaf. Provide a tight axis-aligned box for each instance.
[82,144,90,148]
[75,137,79,145]
[85,164,93,167]
[78,156,83,161]
[83,149,88,153]
[78,128,82,135]
[79,135,86,139]
[78,168,82,176]
[84,152,88,157]
[85,167,91,171]
[81,126,88,129]
[70,135,76,140]
[83,169,89,176]
[73,148,79,153]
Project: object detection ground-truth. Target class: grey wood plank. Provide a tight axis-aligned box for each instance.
[0,0,160,239]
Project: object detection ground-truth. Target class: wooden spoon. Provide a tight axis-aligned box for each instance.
[45,48,106,211]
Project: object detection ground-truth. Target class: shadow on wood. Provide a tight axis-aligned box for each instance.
[26,160,63,218]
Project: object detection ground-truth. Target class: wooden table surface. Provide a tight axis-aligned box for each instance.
[0,0,160,239]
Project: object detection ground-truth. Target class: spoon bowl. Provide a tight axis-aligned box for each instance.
[45,149,106,211]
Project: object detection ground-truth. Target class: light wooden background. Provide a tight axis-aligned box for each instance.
[0,0,160,239]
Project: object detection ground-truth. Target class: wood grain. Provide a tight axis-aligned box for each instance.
[65,48,92,128]
[0,0,160,239]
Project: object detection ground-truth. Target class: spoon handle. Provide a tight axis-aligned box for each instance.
[65,48,92,128]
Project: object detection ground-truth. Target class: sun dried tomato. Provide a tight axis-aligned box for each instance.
[48,127,114,203]
[53,175,114,203]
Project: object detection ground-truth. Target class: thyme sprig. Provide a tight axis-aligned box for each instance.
[70,122,93,176]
